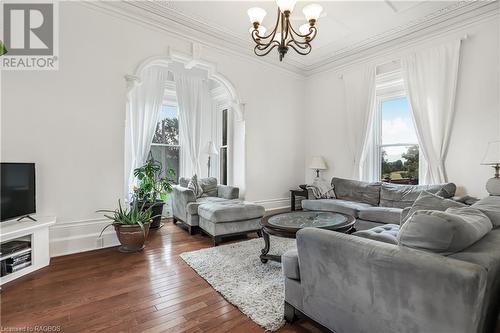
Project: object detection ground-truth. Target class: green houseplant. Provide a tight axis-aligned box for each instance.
[98,200,158,252]
[133,158,175,229]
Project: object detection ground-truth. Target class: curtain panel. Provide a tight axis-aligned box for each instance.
[124,66,169,199]
[402,40,461,184]
[343,64,377,181]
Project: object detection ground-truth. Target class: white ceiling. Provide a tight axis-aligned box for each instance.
[161,1,459,64]
[98,0,497,75]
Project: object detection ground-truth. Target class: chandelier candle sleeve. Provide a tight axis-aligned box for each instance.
[247,1,322,61]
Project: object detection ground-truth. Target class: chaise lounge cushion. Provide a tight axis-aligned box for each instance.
[331,177,381,206]
[401,191,466,225]
[353,224,399,245]
[186,197,228,215]
[398,207,493,255]
[302,199,373,217]
[198,201,265,223]
[358,207,402,224]
[380,182,457,209]
[472,196,500,228]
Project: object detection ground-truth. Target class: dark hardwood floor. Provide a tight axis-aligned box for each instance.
[1,219,324,333]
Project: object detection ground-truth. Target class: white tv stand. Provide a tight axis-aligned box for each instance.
[0,216,56,286]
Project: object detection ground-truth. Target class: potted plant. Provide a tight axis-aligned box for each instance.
[133,158,175,229]
[97,200,157,253]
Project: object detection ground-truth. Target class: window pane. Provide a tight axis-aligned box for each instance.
[381,97,417,145]
[149,145,180,182]
[381,145,419,183]
[222,109,228,146]
[153,105,179,145]
[220,147,227,185]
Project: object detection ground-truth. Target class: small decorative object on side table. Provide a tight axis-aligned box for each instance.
[481,140,500,195]
[290,185,308,211]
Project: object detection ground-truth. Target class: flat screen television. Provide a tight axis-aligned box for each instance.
[1,163,36,222]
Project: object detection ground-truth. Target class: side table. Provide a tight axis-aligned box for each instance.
[290,186,308,211]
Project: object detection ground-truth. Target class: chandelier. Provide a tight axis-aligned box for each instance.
[247,0,323,61]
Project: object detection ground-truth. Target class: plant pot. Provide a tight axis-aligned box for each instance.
[133,200,165,229]
[114,222,150,253]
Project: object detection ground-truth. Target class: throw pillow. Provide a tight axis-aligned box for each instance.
[400,191,466,226]
[306,178,335,199]
[471,196,500,228]
[398,207,493,255]
[187,174,203,198]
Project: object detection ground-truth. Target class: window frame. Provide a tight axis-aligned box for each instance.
[219,108,228,185]
[375,71,420,183]
[150,102,180,182]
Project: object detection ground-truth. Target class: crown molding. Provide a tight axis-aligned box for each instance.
[80,1,306,78]
[80,0,498,78]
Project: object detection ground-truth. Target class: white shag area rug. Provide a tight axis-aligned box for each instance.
[180,236,296,331]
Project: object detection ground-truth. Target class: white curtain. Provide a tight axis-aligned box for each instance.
[174,72,210,178]
[401,40,461,184]
[343,64,377,181]
[124,66,169,199]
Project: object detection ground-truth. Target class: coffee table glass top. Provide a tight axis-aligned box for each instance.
[267,211,349,229]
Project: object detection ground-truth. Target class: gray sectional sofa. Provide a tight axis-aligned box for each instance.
[302,177,458,230]
[285,177,500,333]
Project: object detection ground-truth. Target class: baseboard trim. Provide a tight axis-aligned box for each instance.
[253,198,291,211]
[50,218,119,257]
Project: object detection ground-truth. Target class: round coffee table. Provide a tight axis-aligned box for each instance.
[260,211,356,263]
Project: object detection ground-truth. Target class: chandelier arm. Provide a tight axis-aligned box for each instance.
[286,31,311,49]
[254,43,279,57]
[253,8,281,42]
[283,13,290,41]
[288,24,317,41]
[288,42,312,56]
[255,40,280,52]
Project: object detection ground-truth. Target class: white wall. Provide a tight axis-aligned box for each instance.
[304,17,500,198]
[1,3,305,256]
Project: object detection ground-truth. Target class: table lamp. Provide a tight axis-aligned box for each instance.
[309,156,327,178]
[481,140,500,195]
[203,141,219,177]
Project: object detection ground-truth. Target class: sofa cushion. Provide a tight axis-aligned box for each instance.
[302,199,372,217]
[398,207,493,255]
[198,201,265,223]
[358,207,402,224]
[401,191,466,225]
[472,196,500,228]
[353,224,399,245]
[380,182,457,209]
[179,177,190,188]
[199,177,218,197]
[331,177,381,206]
[282,249,300,280]
[186,197,227,215]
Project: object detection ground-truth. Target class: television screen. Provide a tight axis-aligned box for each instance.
[1,163,36,221]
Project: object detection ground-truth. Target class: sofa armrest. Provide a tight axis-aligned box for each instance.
[217,185,239,199]
[295,228,487,333]
[172,186,196,220]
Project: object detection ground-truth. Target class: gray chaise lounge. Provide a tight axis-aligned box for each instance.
[172,177,239,234]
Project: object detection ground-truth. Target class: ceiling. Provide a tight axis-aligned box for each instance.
[97,0,498,75]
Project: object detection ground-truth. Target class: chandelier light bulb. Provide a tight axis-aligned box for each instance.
[299,24,311,35]
[247,7,267,24]
[303,4,323,22]
[276,0,297,13]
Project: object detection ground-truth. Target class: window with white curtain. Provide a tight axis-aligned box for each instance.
[149,104,180,182]
[219,108,228,185]
[375,72,420,184]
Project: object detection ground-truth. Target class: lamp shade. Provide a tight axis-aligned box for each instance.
[276,0,297,13]
[481,140,500,165]
[247,7,266,24]
[309,156,327,170]
[203,141,219,155]
[303,4,323,21]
